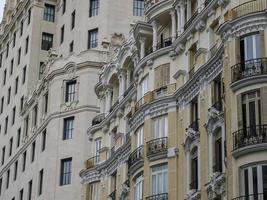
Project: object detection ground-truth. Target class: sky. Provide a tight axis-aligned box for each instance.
[0,1,4,21]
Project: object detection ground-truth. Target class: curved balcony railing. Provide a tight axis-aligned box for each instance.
[156,37,172,50]
[232,192,267,200]
[231,58,267,83]
[146,193,168,200]
[128,145,144,168]
[92,113,105,126]
[147,137,168,156]
[184,10,199,31]
[233,125,267,150]
[186,119,199,132]
[231,0,267,20]
[85,155,100,169]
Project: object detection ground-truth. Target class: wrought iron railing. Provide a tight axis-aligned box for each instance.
[204,0,212,7]
[146,193,168,200]
[231,58,267,82]
[156,37,172,50]
[189,179,198,190]
[110,99,119,113]
[85,155,100,169]
[123,82,134,97]
[233,125,267,150]
[92,113,105,126]
[128,145,144,168]
[147,137,168,156]
[187,119,199,132]
[184,10,198,30]
[232,192,267,200]
[231,0,267,20]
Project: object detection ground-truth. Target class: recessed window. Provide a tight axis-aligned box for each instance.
[7,87,11,105]
[20,21,24,36]
[133,0,144,16]
[60,25,65,44]
[22,151,26,172]
[9,137,13,157]
[1,146,5,165]
[6,42,9,58]
[0,97,3,113]
[12,106,16,125]
[13,32,16,47]
[63,117,74,140]
[88,29,98,49]
[151,164,168,196]
[44,93,48,114]
[22,66,26,84]
[25,36,29,54]
[60,158,72,185]
[69,41,74,53]
[65,80,77,102]
[6,169,10,189]
[10,59,14,76]
[4,116,8,135]
[0,178,2,196]
[38,169,44,195]
[17,128,21,148]
[41,33,53,51]
[31,141,35,162]
[41,129,46,152]
[3,69,6,86]
[20,189,23,200]
[28,180,32,200]
[71,10,75,29]
[14,160,18,181]
[15,76,19,94]
[27,9,31,24]
[89,0,99,17]
[62,0,66,14]
[17,47,21,65]
[43,4,55,22]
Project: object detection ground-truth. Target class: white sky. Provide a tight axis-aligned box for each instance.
[0,1,5,21]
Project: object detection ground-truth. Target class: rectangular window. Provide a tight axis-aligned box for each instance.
[154,64,170,91]
[71,10,75,29]
[14,160,18,181]
[44,4,55,22]
[28,180,32,200]
[133,0,144,16]
[39,62,44,79]
[1,97,4,113]
[6,42,9,58]
[20,96,24,112]
[95,138,101,163]
[20,189,23,200]
[20,21,24,36]
[38,169,43,195]
[7,87,11,105]
[151,164,168,195]
[62,0,66,14]
[139,75,148,99]
[24,116,29,138]
[1,146,5,165]
[69,41,74,53]
[15,76,19,94]
[88,29,98,49]
[25,36,29,54]
[13,32,16,47]
[10,59,14,76]
[60,25,65,44]
[41,129,46,151]
[31,141,35,162]
[0,178,2,196]
[3,69,6,85]
[41,33,53,51]
[6,169,10,189]
[65,80,76,102]
[9,137,13,156]
[17,128,21,148]
[4,116,8,134]
[44,93,48,114]
[153,115,168,139]
[134,176,143,200]
[12,106,16,125]
[136,126,144,147]
[240,33,261,62]
[33,105,38,127]
[0,53,2,68]
[89,0,99,17]
[27,9,31,24]
[22,66,26,84]
[63,117,74,140]
[60,158,72,185]
[22,151,26,172]
[18,47,21,65]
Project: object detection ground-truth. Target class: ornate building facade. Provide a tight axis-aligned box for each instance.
[0,0,143,200]
[80,0,267,199]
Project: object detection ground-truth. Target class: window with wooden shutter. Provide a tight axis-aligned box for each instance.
[154,64,170,89]
[260,87,267,125]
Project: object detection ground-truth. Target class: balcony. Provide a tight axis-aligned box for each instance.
[92,113,105,126]
[156,37,172,50]
[233,125,267,152]
[110,99,119,113]
[147,137,168,158]
[230,0,267,20]
[128,145,144,172]
[184,10,198,31]
[146,193,168,200]
[231,58,267,83]
[84,155,99,169]
[153,83,176,99]
[144,0,164,11]
[232,192,267,200]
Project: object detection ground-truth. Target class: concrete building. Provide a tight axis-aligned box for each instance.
[80,0,267,199]
[0,0,143,200]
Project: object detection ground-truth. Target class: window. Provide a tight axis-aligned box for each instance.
[28,180,32,200]
[10,59,14,76]
[240,33,261,62]
[7,87,11,105]
[1,146,5,165]
[14,161,18,181]
[9,137,13,156]
[95,138,101,163]
[89,182,100,200]
[60,158,72,185]
[88,29,98,49]
[31,141,35,162]
[136,126,144,147]
[133,0,144,16]
[39,62,44,79]
[20,96,24,112]
[20,21,24,36]
[24,116,29,138]
[15,76,19,94]
[214,130,223,173]
[134,176,143,200]
[17,128,21,148]
[190,148,198,190]
[65,80,76,102]
[41,129,46,151]
[41,33,53,50]
[153,115,168,139]
[60,25,65,44]
[22,66,26,84]
[25,36,29,54]
[13,32,16,47]
[33,105,38,127]
[44,93,48,114]
[0,53,2,68]
[69,41,74,53]
[6,42,9,58]
[154,64,170,89]
[3,69,6,85]
[12,107,16,125]
[0,178,2,196]
[43,4,55,22]
[89,0,99,17]
[62,0,66,14]
[0,97,4,113]
[6,169,10,189]
[22,151,26,172]
[20,189,23,200]
[38,169,43,195]
[151,164,168,195]
[4,116,8,134]
[71,10,75,29]
[63,117,74,140]
[18,47,21,65]
[27,9,31,24]
[139,75,148,99]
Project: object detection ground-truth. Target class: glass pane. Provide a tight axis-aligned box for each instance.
[245,35,254,60]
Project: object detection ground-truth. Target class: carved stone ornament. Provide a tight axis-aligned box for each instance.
[186,190,201,200]
[111,33,126,50]
[205,173,226,200]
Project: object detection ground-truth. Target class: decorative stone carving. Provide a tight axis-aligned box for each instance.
[186,190,201,200]
[205,173,226,200]
[111,33,125,50]
[195,20,206,32]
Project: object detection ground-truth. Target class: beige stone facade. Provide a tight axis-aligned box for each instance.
[0,0,142,200]
[80,0,267,200]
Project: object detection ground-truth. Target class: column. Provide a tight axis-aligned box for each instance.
[197,144,201,191]
[119,71,126,101]
[187,0,192,21]
[186,151,191,192]
[100,97,105,113]
[221,125,226,172]
[139,37,146,59]
[180,3,185,33]
[105,88,112,115]
[176,5,181,36]
[152,20,158,51]
[208,133,213,177]
[170,10,177,42]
